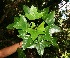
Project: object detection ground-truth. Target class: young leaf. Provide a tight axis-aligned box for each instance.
[27,25,45,41]
[25,5,43,20]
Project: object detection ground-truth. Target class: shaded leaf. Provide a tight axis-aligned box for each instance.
[23,5,30,14]
[42,7,49,20]
[17,48,26,58]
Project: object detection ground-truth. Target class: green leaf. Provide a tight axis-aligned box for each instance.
[17,48,26,58]
[17,30,27,39]
[27,27,45,41]
[6,17,20,29]
[13,15,27,30]
[51,37,58,47]
[6,23,15,29]
[23,5,30,14]
[27,28,38,41]
[42,7,49,20]
[25,5,43,20]
[14,17,20,22]
[36,40,46,56]
[37,21,45,31]
[22,37,33,50]
[38,35,43,42]
[43,26,52,41]
[27,21,45,41]
[45,11,55,25]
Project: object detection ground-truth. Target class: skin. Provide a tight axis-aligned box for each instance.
[0,41,23,58]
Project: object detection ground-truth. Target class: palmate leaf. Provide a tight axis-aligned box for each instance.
[27,28,45,41]
[36,40,51,56]
[44,24,60,41]
[23,5,43,20]
[26,36,58,52]
[42,8,55,25]
[13,15,27,30]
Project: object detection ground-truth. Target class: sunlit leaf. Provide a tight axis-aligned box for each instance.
[25,5,43,20]
[27,28,38,40]
[37,21,45,31]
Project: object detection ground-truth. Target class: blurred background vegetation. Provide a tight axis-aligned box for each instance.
[0,0,70,58]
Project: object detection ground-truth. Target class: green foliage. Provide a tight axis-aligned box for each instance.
[23,5,43,20]
[7,5,61,56]
[42,8,55,25]
[17,48,26,58]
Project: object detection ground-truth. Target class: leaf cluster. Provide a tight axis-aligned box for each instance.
[7,5,61,56]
